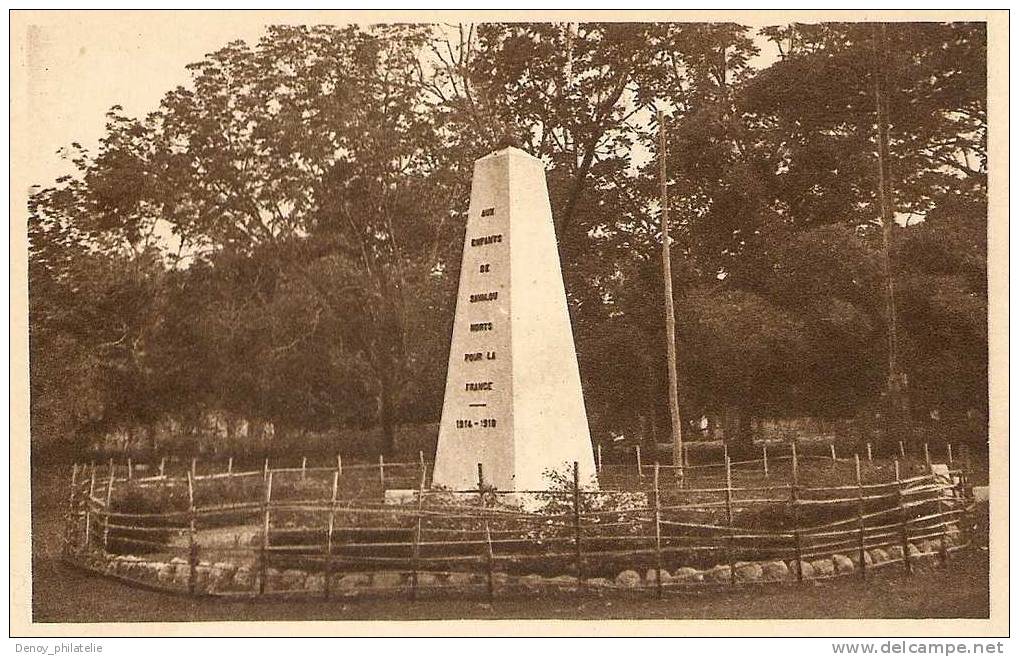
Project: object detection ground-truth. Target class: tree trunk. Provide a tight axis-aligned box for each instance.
[378,384,396,456]
[726,410,756,458]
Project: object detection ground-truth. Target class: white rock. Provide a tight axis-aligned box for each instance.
[761,560,789,581]
[615,570,642,588]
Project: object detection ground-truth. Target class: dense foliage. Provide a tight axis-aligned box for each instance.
[29,22,988,458]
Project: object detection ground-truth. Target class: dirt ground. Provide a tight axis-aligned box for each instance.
[30,463,990,623]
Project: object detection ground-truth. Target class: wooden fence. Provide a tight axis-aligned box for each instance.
[61,445,975,600]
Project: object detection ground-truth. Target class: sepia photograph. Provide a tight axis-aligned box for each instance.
[9,9,1008,638]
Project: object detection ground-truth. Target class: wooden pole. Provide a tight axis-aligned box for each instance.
[187,471,197,595]
[866,442,873,462]
[101,470,115,553]
[410,465,426,601]
[83,469,96,554]
[830,443,837,462]
[108,457,115,482]
[657,108,684,471]
[259,471,273,594]
[855,454,867,580]
[191,456,197,479]
[159,456,166,478]
[724,456,736,587]
[894,459,912,575]
[791,443,802,582]
[935,464,950,566]
[762,443,769,478]
[572,460,583,595]
[336,453,342,477]
[263,457,269,481]
[324,470,339,600]
[947,443,954,466]
[64,464,79,556]
[127,457,133,481]
[873,22,907,439]
[477,463,494,601]
[227,456,233,476]
[652,463,663,599]
[635,444,642,480]
[379,454,386,488]
[301,456,307,480]
[899,440,906,458]
[924,442,932,472]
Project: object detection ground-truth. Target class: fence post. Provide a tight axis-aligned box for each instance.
[227,456,233,477]
[573,460,584,595]
[855,454,866,580]
[411,465,426,601]
[301,456,307,480]
[899,440,906,458]
[791,443,803,582]
[263,458,269,481]
[259,471,273,594]
[947,443,954,466]
[324,470,339,600]
[894,460,912,575]
[101,470,115,554]
[866,442,873,462]
[762,443,769,478]
[191,457,198,479]
[830,443,837,462]
[477,463,494,601]
[379,454,386,488]
[724,456,736,587]
[635,445,642,480]
[652,463,663,599]
[959,444,973,547]
[933,464,950,566]
[83,468,96,554]
[127,457,133,481]
[924,442,932,472]
[336,453,342,477]
[187,471,197,595]
[64,464,79,557]
[159,456,166,478]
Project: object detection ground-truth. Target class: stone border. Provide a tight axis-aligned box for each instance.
[66,532,968,599]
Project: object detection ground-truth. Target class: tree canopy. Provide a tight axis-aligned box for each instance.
[28,22,988,457]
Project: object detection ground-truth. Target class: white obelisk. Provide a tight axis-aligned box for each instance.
[432,147,597,492]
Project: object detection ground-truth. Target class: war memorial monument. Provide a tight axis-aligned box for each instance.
[431,147,598,493]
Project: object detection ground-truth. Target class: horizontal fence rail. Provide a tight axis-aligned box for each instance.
[62,444,975,600]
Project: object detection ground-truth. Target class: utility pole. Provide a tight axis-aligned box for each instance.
[872,24,908,440]
[658,110,684,471]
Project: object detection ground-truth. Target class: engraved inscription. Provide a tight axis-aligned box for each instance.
[465,381,493,391]
[479,264,490,273]
[465,352,483,362]
[471,234,503,247]
[481,207,495,217]
[455,418,498,429]
[470,291,498,303]
[470,322,493,332]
